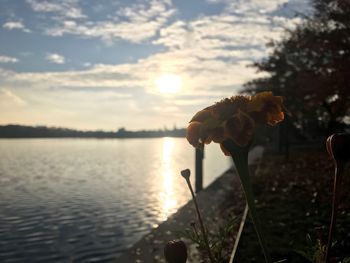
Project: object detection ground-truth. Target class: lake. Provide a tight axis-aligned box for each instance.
[0,138,230,262]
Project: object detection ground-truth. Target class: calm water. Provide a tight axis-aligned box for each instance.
[0,138,230,262]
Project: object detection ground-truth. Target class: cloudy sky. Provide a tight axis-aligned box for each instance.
[0,0,311,131]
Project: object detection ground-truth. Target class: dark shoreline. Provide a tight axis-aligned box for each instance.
[0,124,186,139]
[0,136,185,139]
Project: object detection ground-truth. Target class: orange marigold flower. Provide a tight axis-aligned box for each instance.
[224,110,255,147]
[190,107,212,123]
[211,127,225,143]
[186,92,285,155]
[211,96,251,120]
[186,121,202,148]
[248,91,285,125]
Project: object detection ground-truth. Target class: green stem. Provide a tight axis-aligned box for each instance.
[325,163,345,262]
[223,140,271,263]
[185,177,216,263]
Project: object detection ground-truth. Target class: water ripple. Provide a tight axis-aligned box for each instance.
[0,138,229,262]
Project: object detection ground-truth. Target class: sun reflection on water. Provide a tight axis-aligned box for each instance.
[158,137,178,220]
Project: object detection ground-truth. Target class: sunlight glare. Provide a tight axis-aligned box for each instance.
[155,73,182,94]
[158,137,177,220]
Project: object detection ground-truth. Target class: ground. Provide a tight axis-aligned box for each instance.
[232,145,350,262]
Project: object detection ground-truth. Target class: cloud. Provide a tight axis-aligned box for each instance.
[40,0,176,43]
[0,55,19,63]
[2,0,309,92]
[83,62,91,68]
[0,0,311,129]
[26,0,85,19]
[45,53,66,64]
[150,0,310,93]
[3,21,31,33]
[225,0,289,14]
[20,1,304,94]
[154,13,302,53]
[1,0,304,106]
[0,88,26,106]
[206,0,311,16]
[0,49,263,108]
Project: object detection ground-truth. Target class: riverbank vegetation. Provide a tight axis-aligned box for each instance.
[0,124,185,138]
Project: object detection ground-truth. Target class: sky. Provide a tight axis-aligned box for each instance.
[0,0,312,131]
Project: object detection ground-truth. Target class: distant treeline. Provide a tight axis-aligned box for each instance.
[0,125,186,138]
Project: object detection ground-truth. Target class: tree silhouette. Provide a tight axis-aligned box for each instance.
[244,0,350,135]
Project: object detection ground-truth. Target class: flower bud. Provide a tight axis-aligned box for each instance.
[180,169,191,180]
[326,133,350,164]
[164,239,187,263]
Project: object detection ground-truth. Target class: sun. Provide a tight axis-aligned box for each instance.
[155,73,182,94]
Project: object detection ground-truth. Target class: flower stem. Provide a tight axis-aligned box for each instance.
[223,140,271,263]
[229,204,249,263]
[184,176,216,263]
[325,163,345,262]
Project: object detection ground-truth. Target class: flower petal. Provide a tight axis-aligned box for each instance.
[186,122,202,148]
[248,92,284,125]
[224,110,255,147]
[211,127,225,143]
[212,96,251,120]
[267,111,284,126]
[190,108,212,123]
